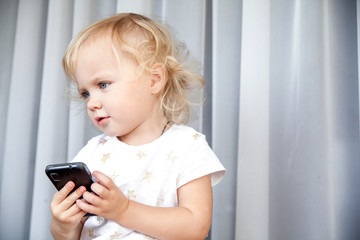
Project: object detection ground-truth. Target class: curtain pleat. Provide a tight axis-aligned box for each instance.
[29,1,73,239]
[0,0,18,199]
[211,0,242,239]
[0,0,48,239]
[236,0,270,239]
[270,1,359,240]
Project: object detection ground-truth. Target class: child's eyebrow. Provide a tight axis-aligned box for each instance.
[75,80,87,93]
[91,73,112,81]
[94,71,116,82]
[77,86,87,94]
[76,72,114,91]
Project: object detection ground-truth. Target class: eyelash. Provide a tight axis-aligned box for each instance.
[81,91,90,99]
[80,82,110,99]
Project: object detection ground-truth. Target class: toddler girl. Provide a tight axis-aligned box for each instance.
[50,13,225,240]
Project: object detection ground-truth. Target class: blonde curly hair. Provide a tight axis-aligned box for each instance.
[63,13,205,124]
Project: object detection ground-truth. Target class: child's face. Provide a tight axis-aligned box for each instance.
[74,36,161,141]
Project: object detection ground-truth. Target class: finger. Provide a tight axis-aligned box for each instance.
[91,182,109,198]
[65,206,87,224]
[76,198,99,215]
[52,181,75,205]
[92,171,116,190]
[83,191,102,206]
[66,199,87,217]
[59,186,87,212]
[73,210,87,221]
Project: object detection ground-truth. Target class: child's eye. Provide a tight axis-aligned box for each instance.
[81,91,90,99]
[99,82,109,89]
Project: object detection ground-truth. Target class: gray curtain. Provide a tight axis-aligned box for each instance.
[236,1,360,240]
[0,0,359,240]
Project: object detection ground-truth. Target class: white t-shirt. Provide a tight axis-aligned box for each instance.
[72,124,226,239]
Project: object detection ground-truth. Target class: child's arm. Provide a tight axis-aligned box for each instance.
[50,181,87,240]
[76,171,213,240]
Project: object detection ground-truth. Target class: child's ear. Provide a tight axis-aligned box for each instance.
[150,63,166,95]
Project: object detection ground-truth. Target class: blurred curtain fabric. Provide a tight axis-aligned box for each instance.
[0,0,359,240]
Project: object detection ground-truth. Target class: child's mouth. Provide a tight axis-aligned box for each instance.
[95,116,110,126]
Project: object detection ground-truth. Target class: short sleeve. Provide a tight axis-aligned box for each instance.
[176,134,226,188]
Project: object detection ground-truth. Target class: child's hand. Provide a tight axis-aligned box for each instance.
[76,171,129,222]
[50,181,87,239]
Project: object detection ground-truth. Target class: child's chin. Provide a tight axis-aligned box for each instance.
[102,130,122,138]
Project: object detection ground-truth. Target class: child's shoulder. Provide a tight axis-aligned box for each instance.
[164,124,207,147]
[168,124,204,137]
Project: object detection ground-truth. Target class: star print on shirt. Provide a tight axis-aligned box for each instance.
[109,172,119,182]
[89,229,97,238]
[136,150,147,160]
[156,197,164,206]
[193,133,201,140]
[143,170,154,183]
[166,150,177,163]
[100,153,111,164]
[97,216,103,223]
[99,138,108,145]
[110,231,122,239]
[126,189,136,199]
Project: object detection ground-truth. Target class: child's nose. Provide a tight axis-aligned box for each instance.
[87,96,101,111]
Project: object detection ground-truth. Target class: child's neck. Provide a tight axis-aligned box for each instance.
[117,118,170,146]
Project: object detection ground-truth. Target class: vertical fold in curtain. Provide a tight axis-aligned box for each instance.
[269,1,360,239]
[0,0,48,239]
[269,1,332,239]
[236,0,269,239]
[212,0,242,239]
[320,1,360,239]
[29,1,73,239]
[235,0,360,239]
[357,0,360,152]
[0,0,19,202]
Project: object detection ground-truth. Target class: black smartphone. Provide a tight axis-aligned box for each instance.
[45,162,96,216]
[45,162,95,193]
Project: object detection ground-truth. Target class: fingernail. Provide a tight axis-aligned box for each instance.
[77,186,86,194]
[67,182,75,189]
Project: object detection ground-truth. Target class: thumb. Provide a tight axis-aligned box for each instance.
[92,171,115,190]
